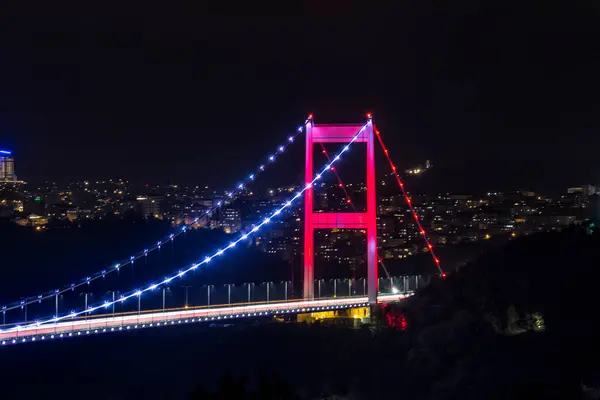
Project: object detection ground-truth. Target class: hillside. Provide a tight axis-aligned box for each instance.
[385,225,600,399]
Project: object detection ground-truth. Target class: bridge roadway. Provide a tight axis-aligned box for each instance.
[0,293,411,345]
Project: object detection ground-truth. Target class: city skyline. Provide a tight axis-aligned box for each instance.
[2,145,598,195]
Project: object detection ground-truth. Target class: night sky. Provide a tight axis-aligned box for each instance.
[0,2,599,193]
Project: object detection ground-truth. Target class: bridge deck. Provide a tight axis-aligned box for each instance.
[0,293,410,344]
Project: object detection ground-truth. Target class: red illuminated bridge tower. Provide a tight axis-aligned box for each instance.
[304,115,378,305]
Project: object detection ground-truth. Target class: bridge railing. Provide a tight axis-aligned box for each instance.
[0,274,433,329]
[0,295,386,343]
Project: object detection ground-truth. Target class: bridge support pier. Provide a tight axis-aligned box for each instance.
[303,115,378,304]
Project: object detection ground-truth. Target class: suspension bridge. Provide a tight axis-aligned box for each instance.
[0,114,444,346]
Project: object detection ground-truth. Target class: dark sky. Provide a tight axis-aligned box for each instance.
[0,2,599,193]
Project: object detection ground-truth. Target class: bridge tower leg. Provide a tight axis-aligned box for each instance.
[304,115,378,305]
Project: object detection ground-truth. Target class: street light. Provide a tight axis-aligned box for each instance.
[161,287,170,311]
[225,284,232,304]
[207,285,213,306]
[107,290,119,316]
[54,291,62,318]
[20,298,27,322]
[181,285,192,308]
[246,283,254,303]
[80,292,93,319]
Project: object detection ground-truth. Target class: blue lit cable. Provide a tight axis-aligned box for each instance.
[0,120,309,314]
[3,123,367,333]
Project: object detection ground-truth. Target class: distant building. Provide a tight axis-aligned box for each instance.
[519,190,536,197]
[565,185,598,208]
[405,159,432,175]
[136,196,162,218]
[15,214,48,229]
[221,208,242,233]
[523,215,578,228]
[589,194,600,223]
[0,150,17,182]
[567,185,598,198]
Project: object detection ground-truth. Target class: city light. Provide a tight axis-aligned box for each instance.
[375,129,444,276]
[3,123,367,333]
[1,118,311,315]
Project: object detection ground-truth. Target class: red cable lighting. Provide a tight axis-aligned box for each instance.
[319,142,392,280]
[319,143,356,210]
[375,128,445,277]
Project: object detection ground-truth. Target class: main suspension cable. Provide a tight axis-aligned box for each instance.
[4,124,368,332]
[1,119,310,313]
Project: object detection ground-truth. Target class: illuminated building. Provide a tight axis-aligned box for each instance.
[136,196,162,218]
[15,214,48,228]
[221,208,242,233]
[0,150,16,181]
[405,159,432,175]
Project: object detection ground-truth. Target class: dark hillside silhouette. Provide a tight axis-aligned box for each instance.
[381,225,600,399]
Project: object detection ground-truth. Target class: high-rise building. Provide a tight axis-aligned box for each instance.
[567,185,598,198]
[221,208,242,233]
[136,196,163,218]
[0,150,16,181]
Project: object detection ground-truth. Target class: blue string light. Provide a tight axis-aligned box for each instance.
[3,123,366,333]
[1,119,310,314]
